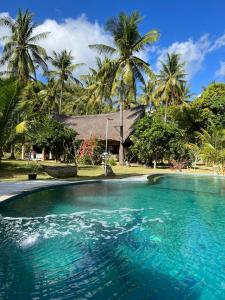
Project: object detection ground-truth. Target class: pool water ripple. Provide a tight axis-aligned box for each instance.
[0,176,225,299]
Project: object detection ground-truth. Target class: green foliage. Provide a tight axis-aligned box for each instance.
[193,83,225,127]
[89,12,159,106]
[108,156,117,166]
[130,115,190,165]
[27,114,78,161]
[47,50,84,114]
[0,78,22,156]
[198,127,225,170]
[78,136,103,165]
[0,9,48,81]
[168,104,215,143]
[154,53,187,123]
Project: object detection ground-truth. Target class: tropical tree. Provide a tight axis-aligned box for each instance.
[47,50,84,114]
[140,80,157,110]
[130,115,189,167]
[89,11,159,163]
[198,127,225,173]
[0,9,48,81]
[155,52,186,123]
[193,82,225,127]
[0,78,21,159]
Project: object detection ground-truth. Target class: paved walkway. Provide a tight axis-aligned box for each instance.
[0,180,75,202]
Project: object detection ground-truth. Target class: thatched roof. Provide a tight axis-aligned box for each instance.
[55,107,144,142]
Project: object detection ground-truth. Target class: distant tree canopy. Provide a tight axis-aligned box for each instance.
[193,83,225,127]
[130,115,190,165]
[0,9,224,169]
[27,114,78,161]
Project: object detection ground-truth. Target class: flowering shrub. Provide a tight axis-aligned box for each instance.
[78,136,103,165]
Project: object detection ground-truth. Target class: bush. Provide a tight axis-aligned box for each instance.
[108,156,117,166]
[78,136,103,165]
[130,115,191,166]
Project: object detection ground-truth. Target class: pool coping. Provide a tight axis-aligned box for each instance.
[0,172,224,204]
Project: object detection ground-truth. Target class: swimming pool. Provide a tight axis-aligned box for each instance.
[0,175,225,299]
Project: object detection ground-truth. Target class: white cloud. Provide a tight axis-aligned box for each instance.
[0,12,225,81]
[215,61,225,78]
[34,14,114,75]
[0,12,11,46]
[0,13,114,76]
[156,32,225,80]
[209,33,225,52]
[156,35,211,80]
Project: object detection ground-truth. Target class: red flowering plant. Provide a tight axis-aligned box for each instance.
[78,136,103,165]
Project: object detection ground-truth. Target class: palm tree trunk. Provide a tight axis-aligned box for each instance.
[59,82,63,114]
[9,144,15,159]
[21,144,25,160]
[119,102,124,165]
[164,99,168,123]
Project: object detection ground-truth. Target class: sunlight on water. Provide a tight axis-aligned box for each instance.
[0,176,225,300]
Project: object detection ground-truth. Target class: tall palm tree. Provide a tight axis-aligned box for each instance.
[89,11,159,164]
[0,78,21,158]
[0,9,49,81]
[198,127,225,172]
[82,57,114,113]
[140,80,157,110]
[155,52,186,123]
[47,50,84,114]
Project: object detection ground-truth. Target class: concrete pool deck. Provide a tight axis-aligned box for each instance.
[0,175,151,202]
[0,180,77,202]
[0,172,223,203]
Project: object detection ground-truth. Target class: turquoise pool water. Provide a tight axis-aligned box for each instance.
[0,175,225,299]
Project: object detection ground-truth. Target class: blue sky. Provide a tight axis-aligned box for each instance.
[1,0,225,95]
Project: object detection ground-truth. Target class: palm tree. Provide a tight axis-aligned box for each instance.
[89,11,159,164]
[140,80,157,111]
[198,127,225,173]
[82,57,114,113]
[47,50,84,114]
[0,9,49,81]
[155,52,186,123]
[0,78,21,159]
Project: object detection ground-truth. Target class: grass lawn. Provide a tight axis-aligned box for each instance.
[0,159,215,181]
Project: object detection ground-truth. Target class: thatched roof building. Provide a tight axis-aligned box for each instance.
[55,107,144,153]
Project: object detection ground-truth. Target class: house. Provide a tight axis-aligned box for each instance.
[55,107,144,156]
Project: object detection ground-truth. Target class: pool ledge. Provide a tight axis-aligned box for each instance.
[0,175,150,202]
[0,172,224,203]
[0,180,99,202]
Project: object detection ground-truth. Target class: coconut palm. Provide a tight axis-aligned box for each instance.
[155,52,186,123]
[198,127,225,173]
[47,50,84,114]
[0,9,49,81]
[0,78,21,158]
[82,57,114,113]
[140,80,157,111]
[89,11,159,163]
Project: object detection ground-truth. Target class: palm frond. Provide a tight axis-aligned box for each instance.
[89,44,117,56]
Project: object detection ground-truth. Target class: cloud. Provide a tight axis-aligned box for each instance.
[0,12,155,77]
[215,61,225,78]
[0,13,114,76]
[209,33,225,52]
[156,35,211,80]
[156,33,225,80]
[0,12,11,45]
[34,14,114,75]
